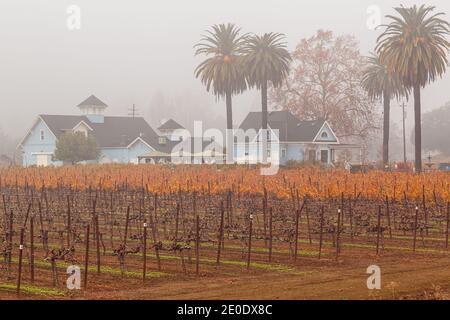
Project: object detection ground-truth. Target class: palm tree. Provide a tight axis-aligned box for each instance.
[243,33,291,163]
[376,5,450,172]
[195,24,248,163]
[362,53,408,167]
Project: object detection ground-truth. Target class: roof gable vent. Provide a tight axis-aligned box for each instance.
[159,136,167,145]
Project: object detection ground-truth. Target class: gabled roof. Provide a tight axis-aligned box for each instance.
[158,119,185,131]
[89,117,159,148]
[239,110,336,143]
[312,122,339,143]
[73,120,94,131]
[77,95,108,107]
[39,115,85,136]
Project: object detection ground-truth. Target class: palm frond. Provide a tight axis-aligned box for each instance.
[194,23,248,97]
[242,32,292,89]
[376,4,450,88]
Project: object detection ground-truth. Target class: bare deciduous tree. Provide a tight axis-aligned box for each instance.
[270,30,379,141]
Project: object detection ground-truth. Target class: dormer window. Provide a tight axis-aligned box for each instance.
[159,137,167,145]
[40,130,45,141]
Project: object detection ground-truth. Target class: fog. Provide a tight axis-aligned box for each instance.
[1,0,450,148]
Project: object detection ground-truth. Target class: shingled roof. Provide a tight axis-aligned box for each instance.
[239,110,335,142]
[77,95,108,107]
[157,119,185,131]
[38,114,177,151]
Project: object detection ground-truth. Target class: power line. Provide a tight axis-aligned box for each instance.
[128,104,140,119]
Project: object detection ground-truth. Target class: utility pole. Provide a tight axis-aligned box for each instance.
[400,101,407,164]
[128,104,139,119]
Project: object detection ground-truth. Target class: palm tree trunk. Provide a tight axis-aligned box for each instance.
[382,92,390,167]
[225,90,234,164]
[413,82,422,173]
[261,80,268,164]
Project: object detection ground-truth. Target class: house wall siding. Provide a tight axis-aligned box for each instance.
[128,141,153,164]
[235,144,260,164]
[234,142,281,165]
[285,144,306,164]
[101,148,129,164]
[100,142,153,164]
[21,119,62,167]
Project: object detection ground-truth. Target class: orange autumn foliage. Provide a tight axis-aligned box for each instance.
[0,165,448,203]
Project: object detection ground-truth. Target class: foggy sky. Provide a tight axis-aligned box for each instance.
[1,0,450,141]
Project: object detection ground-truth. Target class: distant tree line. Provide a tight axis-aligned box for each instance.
[422,102,450,156]
[0,127,20,164]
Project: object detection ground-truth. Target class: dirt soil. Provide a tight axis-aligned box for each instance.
[3,243,450,300]
[85,253,450,300]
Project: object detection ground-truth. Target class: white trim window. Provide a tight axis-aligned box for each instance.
[159,137,167,145]
[40,129,45,141]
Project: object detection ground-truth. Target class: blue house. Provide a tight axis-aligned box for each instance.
[234,110,347,166]
[18,95,177,166]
